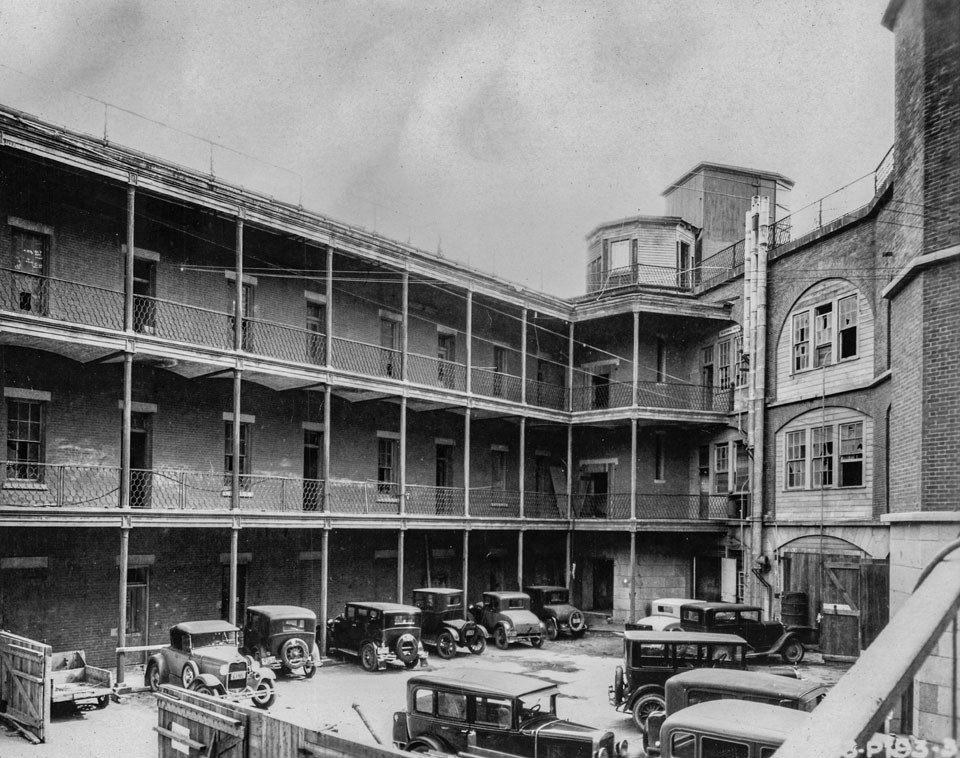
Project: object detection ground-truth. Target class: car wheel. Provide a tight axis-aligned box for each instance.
[403,659,419,670]
[569,610,586,634]
[494,626,508,650]
[395,633,419,667]
[96,695,110,709]
[531,635,544,648]
[360,642,379,672]
[303,657,317,679]
[781,639,805,665]
[632,692,666,734]
[251,680,276,709]
[545,618,559,641]
[145,662,162,692]
[181,662,199,689]
[436,630,457,659]
[467,633,486,655]
[280,639,309,671]
[407,741,448,754]
[190,681,214,697]
[613,665,624,705]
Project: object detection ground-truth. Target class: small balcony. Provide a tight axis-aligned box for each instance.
[586,262,692,295]
[572,493,732,520]
[636,381,733,414]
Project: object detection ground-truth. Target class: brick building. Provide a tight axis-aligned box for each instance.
[0,0,956,740]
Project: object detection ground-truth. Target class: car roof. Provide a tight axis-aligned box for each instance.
[347,601,421,613]
[682,602,762,612]
[666,668,827,698]
[412,588,463,596]
[408,669,559,699]
[484,591,529,600]
[631,616,683,631]
[662,699,808,740]
[523,585,567,593]
[623,630,749,645]
[246,605,317,620]
[173,620,239,634]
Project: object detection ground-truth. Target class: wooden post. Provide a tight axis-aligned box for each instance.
[401,271,409,380]
[319,529,329,655]
[228,526,239,626]
[629,529,637,621]
[520,307,527,405]
[630,418,637,520]
[462,530,470,620]
[323,385,331,513]
[518,418,526,520]
[397,530,405,603]
[120,353,132,510]
[565,530,572,588]
[399,397,407,516]
[465,291,473,394]
[567,322,574,412]
[464,409,471,518]
[325,247,333,370]
[117,524,130,684]
[517,531,524,590]
[124,183,135,333]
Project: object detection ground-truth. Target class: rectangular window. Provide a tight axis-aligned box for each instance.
[656,339,667,382]
[717,340,731,388]
[701,346,714,388]
[839,422,864,486]
[224,422,251,490]
[838,295,858,359]
[793,312,810,372]
[378,437,399,497]
[437,691,467,721]
[814,303,833,367]
[12,228,49,314]
[714,444,729,493]
[734,441,749,493]
[6,399,44,481]
[654,436,665,482]
[306,302,325,364]
[609,239,630,270]
[786,430,806,489]
[492,449,508,491]
[735,334,747,387]
[811,425,834,488]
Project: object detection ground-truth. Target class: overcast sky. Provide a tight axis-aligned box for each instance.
[0,1,894,297]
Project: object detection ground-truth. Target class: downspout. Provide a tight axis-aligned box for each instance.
[752,196,771,614]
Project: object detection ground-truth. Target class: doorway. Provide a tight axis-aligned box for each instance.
[221,564,247,622]
[303,429,323,511]
[437,333,456,388]
[435,443,454,514]
[133,258,156,334]
[592,559,614,611]
[130,412,152,508]
[126,567,149,662]
[580,470,609,517]
[592,370,610,409]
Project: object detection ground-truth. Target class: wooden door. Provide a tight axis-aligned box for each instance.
[821,562,861,658]
[0,631,51,742]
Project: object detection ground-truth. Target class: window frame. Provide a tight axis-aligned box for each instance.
[784,420,866,491]
[713,443,729,494]
[224,421,252,491]
[791,293,860,375]
[6,398,46,482]
[785,430,807,490]
[377,436,400,499]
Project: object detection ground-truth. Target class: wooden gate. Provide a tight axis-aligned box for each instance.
[0,630,52,743]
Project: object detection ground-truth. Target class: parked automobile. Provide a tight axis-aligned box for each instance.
[644,668,830,755]
[658,699,809,758]
[145,620,276,708]
[677,602,807,664]
[625,597,703,632]
[523,585,587,639]
[325,601,428,672]
[470,591,546,649]
[239,605,318,677]
[412,588,486,658]
[608,630,749,732]
[393,669,629,757]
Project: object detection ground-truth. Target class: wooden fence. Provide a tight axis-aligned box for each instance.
[0,630,52,743]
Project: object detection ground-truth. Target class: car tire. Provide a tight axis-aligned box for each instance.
[545,618,559,641]
[531,635,544,648]
[96,695,110,709]
[190,681,214,697]
[395,633,419,666]
[494,626,508,650]
[145,662,162,692]
[467,633,486,655]
[303,657,317,679]
[251,680,276,709]
[360,642,379,672]
[436,630,457,659]
[632,691,666,734]
[613,665,624,705]
[781,639,805,665]
[569,610,586,634]
[181,662,199,689]
[407,740,449,754]
[280,638,309,671]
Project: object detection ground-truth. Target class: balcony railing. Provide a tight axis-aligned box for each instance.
[133,295,234,349]
[586,262,691,295]
[524,491,569,518]
[469,488,521,518]
[636,493,731,520]
[570,381,633,412]
[572,493,631,519]
[525,379,567,410]
[406,353,467,392]
[326,479,400,514]
[636,381,733,413]
[330,336,401,381]
[471,368,523,403]
[3,269,124,329]
[245,318,326,365]
[406,484,465,516]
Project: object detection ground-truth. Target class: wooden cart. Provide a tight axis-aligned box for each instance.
[50,650,113,709]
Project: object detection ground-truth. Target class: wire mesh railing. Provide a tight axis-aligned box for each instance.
[586,262,692,294]
[570,381,634,411]
[330,337,402,381]
[525,379,567,410]
[469,488,521,518]
[471,368,523,403]
[405,484,466,516]
[2,269,124,330]
[636,381,733,413]
[635,493,731,520]
[572,493,631,519]
[244,318,326,365]
[524,492,569,519]
[134,295,234,349]
[325,479,400,514]
[406,353,467,392]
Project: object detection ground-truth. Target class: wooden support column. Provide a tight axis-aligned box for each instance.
[397,530,405,603]
[228,525,239,626]
[565,530,572,588]
[325,247,333,369]
[518,418,526,519]
[124,183,135,332]
[464,409,471,518]
[462,530,470,620]
[120,353,132,510]
[632,311,639,404]
[465,291,473,394]
[401,271,409,380]
[520,308,528,405]
[517,531,524,590]
[234,216,244,352]
[323,386,331,512]
[116,523,130,683]
[566,424,573,518]
[630,418,637,520]
[231,370,241,513]
[400,397,407,516]
[319,528,330,655]
[629,529,637,621]
[567,322,574,412]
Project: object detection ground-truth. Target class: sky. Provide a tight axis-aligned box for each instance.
[0,1,894,298]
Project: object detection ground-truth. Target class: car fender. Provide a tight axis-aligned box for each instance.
[146,653,168,681]
[255,666,277,682]
[766,631,802,655]
[195,673,224,692]
[392,712,410,747]
[625,683,664,710]
[405,734,450,753]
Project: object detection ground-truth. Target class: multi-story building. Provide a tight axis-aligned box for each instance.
[0,0,956,739]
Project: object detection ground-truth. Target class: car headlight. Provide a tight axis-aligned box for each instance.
[616,739,629,757]
[502,619,513,629]
[219,664,229,676]
[539,622,546,632]
[596,748,610,758]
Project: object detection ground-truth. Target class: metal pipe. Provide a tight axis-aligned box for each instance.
[116,525,130,684]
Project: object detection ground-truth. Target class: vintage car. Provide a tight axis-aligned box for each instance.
[145,620,276,708]
[325,601,428,672]
[239,605,319,677]
[659,699,809,758]
[523,585,587,639]
[470,591,546,649]
[625,597,703,632]
[608,630,749,732]
[677,602,807,664]
[393,669,629,757]
[644,668,830,755]
[412,588,486,658]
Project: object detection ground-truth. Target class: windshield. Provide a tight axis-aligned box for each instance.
[518,692,557,722]
[387,612,419,626]
[192,630,236,647]
[276,618,309,633]
[506,598,528,610]
[445,594,463,608]
[544,590,568,604]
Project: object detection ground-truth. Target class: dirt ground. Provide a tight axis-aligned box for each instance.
[0,634,849,758]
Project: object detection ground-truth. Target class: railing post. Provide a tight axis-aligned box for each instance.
[567,322,574,412]
[520,308,527,405]
[179,471,186,510]
[518,418,525,520]
[465,291,473,395]
[325,247,333,370]
[57,465,65,507]
[464,409,471,518]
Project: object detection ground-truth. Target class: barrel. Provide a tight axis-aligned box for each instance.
[781,591,809,627]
